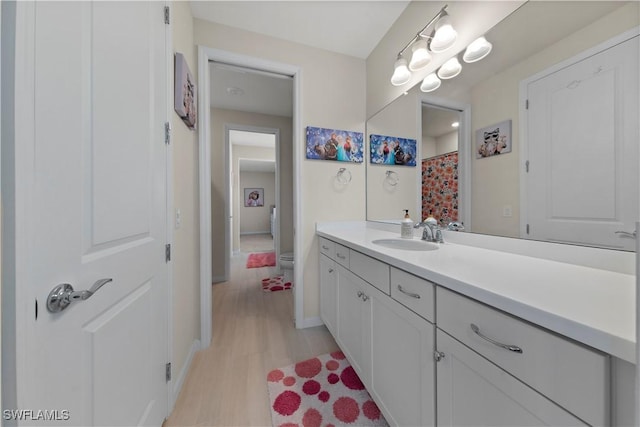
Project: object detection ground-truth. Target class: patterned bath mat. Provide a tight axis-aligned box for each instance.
[262,275,292,292]
[246,251,276,268]
[266,351,388,427]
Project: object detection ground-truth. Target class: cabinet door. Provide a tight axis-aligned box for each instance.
[436,330,587,426]
[368,287,435,427]
[336,264,371,383]
[319,254,337,336]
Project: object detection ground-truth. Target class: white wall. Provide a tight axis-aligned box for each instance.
[437,131,458,155]
[239,171,275,235]
[192,16,368,323]
[170,0,200,402]
[470,2,639,237]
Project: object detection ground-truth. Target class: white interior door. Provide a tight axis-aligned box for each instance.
[17,2,169,425]
[525,35,639,250]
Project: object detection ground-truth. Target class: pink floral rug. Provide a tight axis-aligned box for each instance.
[262,275,292,292]
[267,351,388,427]
[246,251,276,268]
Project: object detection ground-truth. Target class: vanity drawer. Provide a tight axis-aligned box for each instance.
[319,237,335,259]
[334,243,350,268]
[436,287,609,427]
[390,268,434,322]
[349,250,390,294]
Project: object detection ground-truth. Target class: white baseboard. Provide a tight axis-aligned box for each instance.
[212,275,226,284]
[297,316,324,329]
[171,339,201,410]
[240,231,271,235]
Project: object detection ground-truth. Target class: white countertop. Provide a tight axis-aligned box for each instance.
[316,221,636,364]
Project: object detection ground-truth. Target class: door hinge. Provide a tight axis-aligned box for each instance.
[526,224,530,235]
[165,122,171,145]
[525,160,530,173]
[166,362,172,382]
[434,351,445,362]
[165,244,171,262]
[164,6,170,25]
[525,99,529,109]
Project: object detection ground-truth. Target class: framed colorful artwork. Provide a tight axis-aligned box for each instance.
[174,52,197,130]
[244,188,264,207]
[305,126,363,163]
[370,134,417,166]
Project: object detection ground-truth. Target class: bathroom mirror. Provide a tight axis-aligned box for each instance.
[366,1,639,251]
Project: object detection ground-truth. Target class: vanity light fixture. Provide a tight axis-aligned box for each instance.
[429,12,457,53]
[391,57,412,86]
[437,56,462,79]
[390,5,451,85]
[463,36,493,63]
[420,73,441,93]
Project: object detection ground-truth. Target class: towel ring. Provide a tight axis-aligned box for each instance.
[336,167,352,184]
[385,170,399,186]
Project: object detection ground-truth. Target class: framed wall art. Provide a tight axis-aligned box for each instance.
[244,188,264,207]
[174,52,197,130]
[476,120,511,158]
[305,126,363,163]
[370,134,417,166]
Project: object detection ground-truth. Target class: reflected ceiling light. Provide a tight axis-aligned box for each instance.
[420,73,441,93]
[409,39,431,71]
[429,13,457,53]
[390,58,411,86]
[463,36,493,63]
[451,122,460,128]
[437,56,462,79]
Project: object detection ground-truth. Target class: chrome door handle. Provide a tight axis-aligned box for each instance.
[470,323,523,354]
[397,285,421,299]
[47,278,113,313]
[615,230,637,239]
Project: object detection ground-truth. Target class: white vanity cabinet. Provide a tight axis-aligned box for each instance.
[319,237,436,427]
[436,287,609,427]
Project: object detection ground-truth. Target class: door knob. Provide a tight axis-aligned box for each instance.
[46,278,113,313]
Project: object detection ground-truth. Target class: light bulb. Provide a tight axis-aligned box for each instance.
[420,73,441,92]
[409,40,431,71]
[430,14,457,53]
[390,58,411,86]
[463,36,493,63]
[437,57,462,80]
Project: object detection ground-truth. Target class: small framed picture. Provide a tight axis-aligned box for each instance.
[476,120,511,158]
[174,52,197,130]
[244,188,264,207]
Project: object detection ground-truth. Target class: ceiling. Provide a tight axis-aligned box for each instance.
[190,1,411,59]
[231,130,276,173]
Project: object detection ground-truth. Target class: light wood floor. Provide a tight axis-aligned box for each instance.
[165,252,338,427]
[239,233,274,253]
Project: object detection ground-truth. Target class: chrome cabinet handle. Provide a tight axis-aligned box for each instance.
[328,268,334,273]
[397,285,421,299]
[357,291,363,298]
[322,245,330,250]
[470,323,523,354]
[47,278,113,313]
[337,253,346,260]
[615,230,637,239]
[361,293,369,302]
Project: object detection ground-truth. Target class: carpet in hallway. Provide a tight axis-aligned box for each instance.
[246,251,276,268]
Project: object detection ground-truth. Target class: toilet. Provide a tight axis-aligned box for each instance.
[279,252,294,287]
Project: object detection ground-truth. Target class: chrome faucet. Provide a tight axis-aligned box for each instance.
[414,221,444,243]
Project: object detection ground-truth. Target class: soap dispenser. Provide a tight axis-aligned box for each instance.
[401,209,414,239]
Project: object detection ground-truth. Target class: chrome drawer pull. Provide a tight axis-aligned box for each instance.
[397,285,421,299]
[328,268,334,273]
[337,253,346,260]
[322,245,330,250]
[470,323,523,354]
[615,230,637,239]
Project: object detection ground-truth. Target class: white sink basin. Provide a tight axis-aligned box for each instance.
[372,238,439,251]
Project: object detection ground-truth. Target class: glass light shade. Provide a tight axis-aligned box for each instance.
[429,15,457,53]
[390,58,411,86]
[409,40,431,71]
[437,57,462,79]
[463,36,493,63]
[420,73,441,92]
